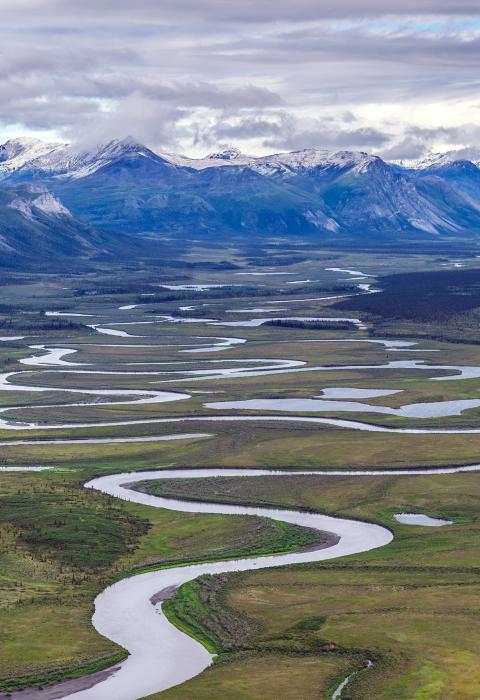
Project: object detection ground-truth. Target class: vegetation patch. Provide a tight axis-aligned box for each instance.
[0,487,148,571]
[145,471,480,698]
[263,319,358,330]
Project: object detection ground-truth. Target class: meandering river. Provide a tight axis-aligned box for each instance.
[55,466,394,699]
[47,461,477,700]
[4,289,480,699]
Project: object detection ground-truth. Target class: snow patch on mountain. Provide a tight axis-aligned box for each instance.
[304,209,340,232]
[33,192,72,217]
[7,188,72,220]
[0,235,16,253]
[8,197,34,219]
[165,146,253,170]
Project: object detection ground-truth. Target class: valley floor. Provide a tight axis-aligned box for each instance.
[0,248,478,699]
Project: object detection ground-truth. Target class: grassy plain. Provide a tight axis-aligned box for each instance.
[0,253,479,697]
[0,467,326,691]
[148,472,480,699]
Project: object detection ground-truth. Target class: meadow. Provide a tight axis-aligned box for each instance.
[0,246,478,699]
[148,471,479,699]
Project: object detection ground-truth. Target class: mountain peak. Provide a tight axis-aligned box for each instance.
[0,136,63,166]
[2,136,43,150]
[93,136,148,157]
[207,146,243,161]
[117,135,140,147]
[107,135,145,150]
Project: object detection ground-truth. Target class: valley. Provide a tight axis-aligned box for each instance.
[4,1,480,698]
[0,249,479,699]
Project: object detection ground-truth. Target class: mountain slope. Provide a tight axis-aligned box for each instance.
[0,184,153,270]
[0,136,184,183]
[2,137,480,242]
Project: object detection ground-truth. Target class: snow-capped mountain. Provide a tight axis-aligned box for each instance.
[2,136,480,245]
[164,146,253,170]
[0,138,424,180]
[0,184,103,268]
[393,150,480,204]
[161,146,374,175]
[0,136,177,182]
[0,137,67,178]
[3,135,480,182]
[397,148,480,170]
[250,149,376,177]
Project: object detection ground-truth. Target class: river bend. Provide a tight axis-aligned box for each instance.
[50,467,394,699]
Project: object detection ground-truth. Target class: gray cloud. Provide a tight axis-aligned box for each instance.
[264,124,391,152]
[1,2,480,156]
[379,124,480,160]
[1,1,480,24]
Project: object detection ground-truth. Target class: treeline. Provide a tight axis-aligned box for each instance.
[244,255,309,267]
[263,319,358,330]
[75,285,155,297]
[72,262,240,296]
[0,314,89,331]
[336,268,480,322]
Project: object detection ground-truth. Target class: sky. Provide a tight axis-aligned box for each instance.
[2,0,480,159]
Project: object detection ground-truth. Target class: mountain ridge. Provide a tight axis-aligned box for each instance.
[4,135,480,178]
[2,136,480,268]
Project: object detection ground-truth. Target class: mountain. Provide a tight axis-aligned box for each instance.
[2,137,480,248]
[0,183,155,270]
[0,136,181,182]
[392,151,480,206]
[398,148,480,170]
[0,137,67,178]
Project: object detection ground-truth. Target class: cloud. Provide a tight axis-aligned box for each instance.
[1,2,480,156]
[380,137,430,161]
[2,1,480,24]
[379,123,480,160]
[264,125,391,152]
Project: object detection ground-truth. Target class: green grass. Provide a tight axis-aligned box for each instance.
[0,648,127,694]
[0,469,326,689]
[142,472,480,699]
[0,488,148,570]
[7,424,480,473]
[145,654,353,700]
[118,500,330,576]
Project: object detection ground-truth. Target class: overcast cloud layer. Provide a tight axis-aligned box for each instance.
[2,1,480,158]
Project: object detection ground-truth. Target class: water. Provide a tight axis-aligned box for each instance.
[204,396,480,419]
[20,345,84,367]
[88,325,143,338]
[325,267,374,278]
[59,468,392,700]
[394,513,453,526]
